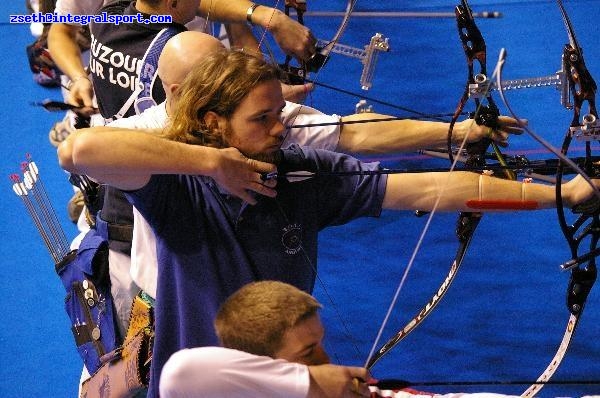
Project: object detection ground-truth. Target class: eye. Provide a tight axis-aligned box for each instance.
[301,347,315,359]
[252,113,270,125]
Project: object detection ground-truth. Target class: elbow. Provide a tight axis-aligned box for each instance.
[159,351,190,398]
[57,139,76,173]
[59,129,99,174]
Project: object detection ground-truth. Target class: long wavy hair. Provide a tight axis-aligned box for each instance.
[162,49,282,148]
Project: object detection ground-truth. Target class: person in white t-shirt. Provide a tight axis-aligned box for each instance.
[160,280,370,398]
[159,280,521,398]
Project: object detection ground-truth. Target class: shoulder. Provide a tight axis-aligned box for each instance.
[281,144,373,171]
[107,102,167,129]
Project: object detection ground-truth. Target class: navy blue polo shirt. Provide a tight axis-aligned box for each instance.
[127,144,387,397]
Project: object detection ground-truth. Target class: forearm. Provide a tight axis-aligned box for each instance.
[48,24,88,80]
[199,0,266,24]
[66,127,220,190]
[383,172,557,212]
[337,115,478,155]
[198,1,287,34]
[225,22,261,51]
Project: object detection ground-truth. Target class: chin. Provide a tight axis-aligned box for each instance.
[249,150,283,164]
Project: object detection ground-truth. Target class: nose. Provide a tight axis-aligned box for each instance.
[269,117,286,138]
[310,345,330,365]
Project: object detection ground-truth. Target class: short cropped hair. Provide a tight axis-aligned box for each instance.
[215,281,322,357]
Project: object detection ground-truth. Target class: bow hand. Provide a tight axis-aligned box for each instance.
[457,115,525,148]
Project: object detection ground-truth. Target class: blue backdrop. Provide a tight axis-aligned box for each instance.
[1,1,599,397]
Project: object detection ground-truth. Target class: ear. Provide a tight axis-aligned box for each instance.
[203,111,227,132]
[167,83,180,99]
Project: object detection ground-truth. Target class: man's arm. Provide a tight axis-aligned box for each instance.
[382,171,597,212]
[58,127,277,204]
[198,0,316,61]
[159,347,369,398]
[47,23,95,111]
[223,23,314,103]
[337,114,522,155]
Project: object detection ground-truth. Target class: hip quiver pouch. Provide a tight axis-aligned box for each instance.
[56,228,118,374]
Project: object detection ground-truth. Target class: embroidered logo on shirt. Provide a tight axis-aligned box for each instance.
[281,223,302,255]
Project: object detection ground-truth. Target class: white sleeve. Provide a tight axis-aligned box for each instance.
[106,102,168,129]
[130,207,158,299]
[160,347,310,398]
[282,101,341,151]
[370,385,521,398]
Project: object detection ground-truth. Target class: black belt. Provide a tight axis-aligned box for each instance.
[107,223,133,243]
[95,214,133,243]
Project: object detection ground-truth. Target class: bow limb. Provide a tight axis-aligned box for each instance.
[321,0,356,58]
[364,211,481,369]
[365,0,521,371]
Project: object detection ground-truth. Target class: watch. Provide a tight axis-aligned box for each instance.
[246,3,260,25]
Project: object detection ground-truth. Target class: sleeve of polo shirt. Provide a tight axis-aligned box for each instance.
[281,101,342,151]
[160,347,309,398]
[280,145,388,228]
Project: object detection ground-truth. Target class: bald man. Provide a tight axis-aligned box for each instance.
[104,31,226,130]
